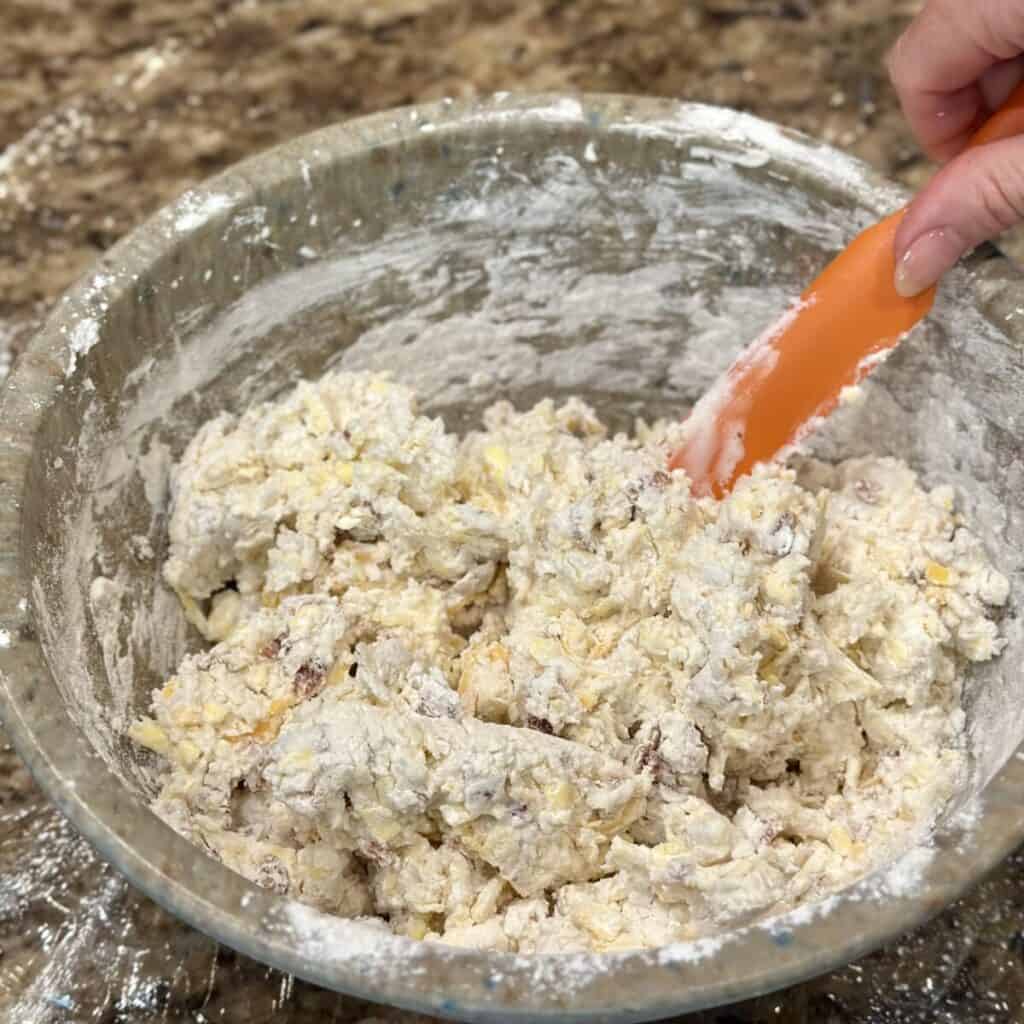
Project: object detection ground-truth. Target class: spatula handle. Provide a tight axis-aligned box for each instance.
[670,81,1024,497]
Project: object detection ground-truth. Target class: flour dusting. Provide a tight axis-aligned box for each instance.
[173,189,233,233]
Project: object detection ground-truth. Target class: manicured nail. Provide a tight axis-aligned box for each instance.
[894,227,964,297]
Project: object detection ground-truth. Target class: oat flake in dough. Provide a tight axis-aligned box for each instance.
[131,370,1009,952]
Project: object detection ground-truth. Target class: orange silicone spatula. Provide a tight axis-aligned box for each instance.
[670,80,1024,498]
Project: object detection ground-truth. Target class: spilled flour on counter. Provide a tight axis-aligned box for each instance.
[130,370,1008,952]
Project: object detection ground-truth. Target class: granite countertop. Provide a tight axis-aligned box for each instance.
[1,2,1023,1021]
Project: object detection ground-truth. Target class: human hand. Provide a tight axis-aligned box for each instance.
[888,0,1024,296]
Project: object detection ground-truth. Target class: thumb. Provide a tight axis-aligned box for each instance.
[893,136,1024,297]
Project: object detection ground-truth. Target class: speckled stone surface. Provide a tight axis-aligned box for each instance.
[1,2,1023,1022]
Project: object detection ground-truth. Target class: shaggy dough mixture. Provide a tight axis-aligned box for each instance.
[131,370,1009,952]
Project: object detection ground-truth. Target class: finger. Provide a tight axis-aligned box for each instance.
[893,135,1024,296]
[979,54,1024,110]
[887,0,1024,161]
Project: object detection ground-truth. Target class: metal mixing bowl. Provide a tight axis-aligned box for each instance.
[2,95,1024,1023]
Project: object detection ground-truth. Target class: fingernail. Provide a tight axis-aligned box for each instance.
[894,227,964,297]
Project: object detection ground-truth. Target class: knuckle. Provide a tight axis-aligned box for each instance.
[983,0,1024,56]
[971,157,1024,234]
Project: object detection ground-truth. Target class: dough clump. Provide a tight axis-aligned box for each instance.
[131,371,1008,952]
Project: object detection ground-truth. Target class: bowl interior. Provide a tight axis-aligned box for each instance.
[7,95,1024,1020]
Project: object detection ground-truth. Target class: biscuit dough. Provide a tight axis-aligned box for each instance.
[131,371,1008,951]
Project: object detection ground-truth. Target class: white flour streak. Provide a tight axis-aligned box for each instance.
[173,190,233,233]
[869,845,936,899]
[689,144,771,168]
[656,934,730,965]
[614,103,907,213]
[284,903,416,962]
[65,318,98,377]
[62,271,116,377]
[465,97,584,127]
